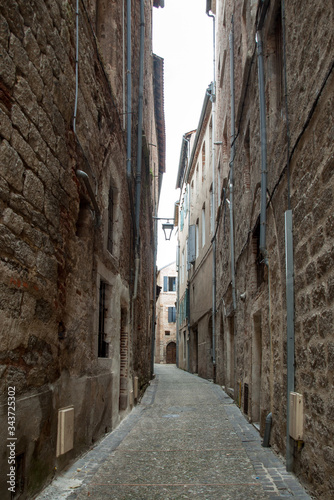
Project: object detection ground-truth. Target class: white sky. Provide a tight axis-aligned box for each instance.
[153,0,213,270]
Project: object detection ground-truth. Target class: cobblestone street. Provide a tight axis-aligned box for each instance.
[37,365,312,500]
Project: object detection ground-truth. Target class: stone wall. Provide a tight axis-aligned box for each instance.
[214,0,334,497]
[0,0,162,497]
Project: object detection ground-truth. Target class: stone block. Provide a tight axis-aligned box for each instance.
[0,1,24,41]
[29,123,47,162]
[9,192,31,219]
[312,284,326,309]
[302,314,318,342]
[14,239,36,268]
[2,207,24,235]
[317,247,334,279]
[14,76,39,125]
[0,139,24,191]
[23,169,45,211]
[23,27,41,68]
[0,13,10,49]
[36,251,57,281]
[16,1,37,36]
[9,32,29,76]
[35,298,53,323]
[38,106,57,151]
[27,61,44,102]
[0,176,10,203]
[44,190,60,228]
[39,52,53,89]
[11,104,30,139]
[0,107,12,140]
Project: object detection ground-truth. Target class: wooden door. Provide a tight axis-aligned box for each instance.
[166,342,176,364]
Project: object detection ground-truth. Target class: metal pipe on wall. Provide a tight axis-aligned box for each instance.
[256,30,268,260]
[135,0,145,247]
[133,0,145,300]
[229,17,237,312]
[285,212,295,471]
[206,3,216,374]
[126,0,132,179]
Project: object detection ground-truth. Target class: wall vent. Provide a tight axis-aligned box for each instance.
[289,392,303,441]
[56,406,74,457]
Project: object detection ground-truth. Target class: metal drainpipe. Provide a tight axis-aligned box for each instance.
[133,0,145,300]
[229,17,237,312]
[126,0,132,179]
[281,0,295,473]
[285,209,295,471]
[206,6,216,375]
[122,0,126,129]
[256,31,268,261]
[176,240,180,368]
[150,215,158,378]
[73,0,79,136]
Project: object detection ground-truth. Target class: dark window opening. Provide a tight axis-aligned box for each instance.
[253,221,265,288]
[98,281,109,358]
[244,383,249,415]
[165,330,170,336]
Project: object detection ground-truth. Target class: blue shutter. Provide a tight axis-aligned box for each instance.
[163,276,167,292]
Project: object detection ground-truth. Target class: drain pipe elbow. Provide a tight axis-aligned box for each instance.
[76,170,101,227]
[256,30,268,259]
[262,412,272,447]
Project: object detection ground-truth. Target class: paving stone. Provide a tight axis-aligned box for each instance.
[37,366,313,500]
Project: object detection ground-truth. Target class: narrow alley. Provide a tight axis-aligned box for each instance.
[37,365,311,500]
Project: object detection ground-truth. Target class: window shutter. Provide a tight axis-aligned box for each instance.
[188,225,196,263]
[168,307,172,322]
[163,276,168,292]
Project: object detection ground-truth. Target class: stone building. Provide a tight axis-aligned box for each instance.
[0,0,165,497]
[216,0,333,497]
[155,262,177,364]
[175,0,333,497]
[176,93,215,378]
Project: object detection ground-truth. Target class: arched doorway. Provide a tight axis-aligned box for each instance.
[166,342,176,364]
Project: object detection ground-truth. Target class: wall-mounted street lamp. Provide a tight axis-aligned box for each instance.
[153,217,175,241]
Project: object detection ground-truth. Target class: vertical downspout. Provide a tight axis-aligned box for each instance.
[282,0,294,472]
[126,0,132,179]
[207,7,216,376]
[151,216,158,378]
[122,0,126,129]
[133,0,145,300]
[176,241,180,368]
[73,0,79,135]
[285,210,294,471]
[256,31,268,260]
[229,17,237,312]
